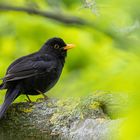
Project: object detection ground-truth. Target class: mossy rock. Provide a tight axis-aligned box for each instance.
[0,91,127,140]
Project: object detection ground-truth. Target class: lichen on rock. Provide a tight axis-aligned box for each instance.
[0,91,127,140]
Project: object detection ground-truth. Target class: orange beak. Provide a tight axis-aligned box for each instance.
[64,44,75,50]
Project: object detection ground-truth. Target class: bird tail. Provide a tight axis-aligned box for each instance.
[0,85,20,119]
[0,83,4,90]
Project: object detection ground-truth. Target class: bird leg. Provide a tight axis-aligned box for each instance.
[25,94,32,103]
[36,90,48,100]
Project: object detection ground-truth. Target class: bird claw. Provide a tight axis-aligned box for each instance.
[25,94,32,103]
[36,97,48,102]
[36,90,48,100]
[43,95,48,100]
[25,99,32,103]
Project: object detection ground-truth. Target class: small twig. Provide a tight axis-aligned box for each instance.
[0,4,121,41]
[0,4,85,25]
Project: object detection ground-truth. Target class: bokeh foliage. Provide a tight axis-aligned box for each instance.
[0,0,140,139]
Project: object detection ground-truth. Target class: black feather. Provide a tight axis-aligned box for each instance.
[0,85,20,119]
[0,37,68,118]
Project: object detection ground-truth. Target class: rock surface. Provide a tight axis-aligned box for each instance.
[0,92,126,140]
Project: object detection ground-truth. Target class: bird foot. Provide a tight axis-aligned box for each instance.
[25,99,32,103]
[43,95,49,100]
[25,94,32,103]
[36,90,48,100]
[36,97,48,102]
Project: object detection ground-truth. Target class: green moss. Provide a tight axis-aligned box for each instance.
[21,108,33,113]
[89,101,101,109]
[49,92,113,127]
[0,91,127,139]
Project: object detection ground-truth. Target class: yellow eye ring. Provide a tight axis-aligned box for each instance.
[54,44,59,49]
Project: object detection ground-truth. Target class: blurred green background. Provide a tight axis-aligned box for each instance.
[0,0,140,139]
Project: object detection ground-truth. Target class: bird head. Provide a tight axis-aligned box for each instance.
[40,37,75,58]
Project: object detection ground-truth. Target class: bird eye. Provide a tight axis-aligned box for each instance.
[54,44,60,49]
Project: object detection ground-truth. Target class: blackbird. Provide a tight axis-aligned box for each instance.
[0,37,75,119]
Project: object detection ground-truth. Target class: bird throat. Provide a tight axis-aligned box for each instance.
[59,53,66,67]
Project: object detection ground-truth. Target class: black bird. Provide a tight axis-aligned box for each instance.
[0,37,75,119]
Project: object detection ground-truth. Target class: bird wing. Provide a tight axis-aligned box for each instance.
[6,52,37,72]
[3,54,57,82]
